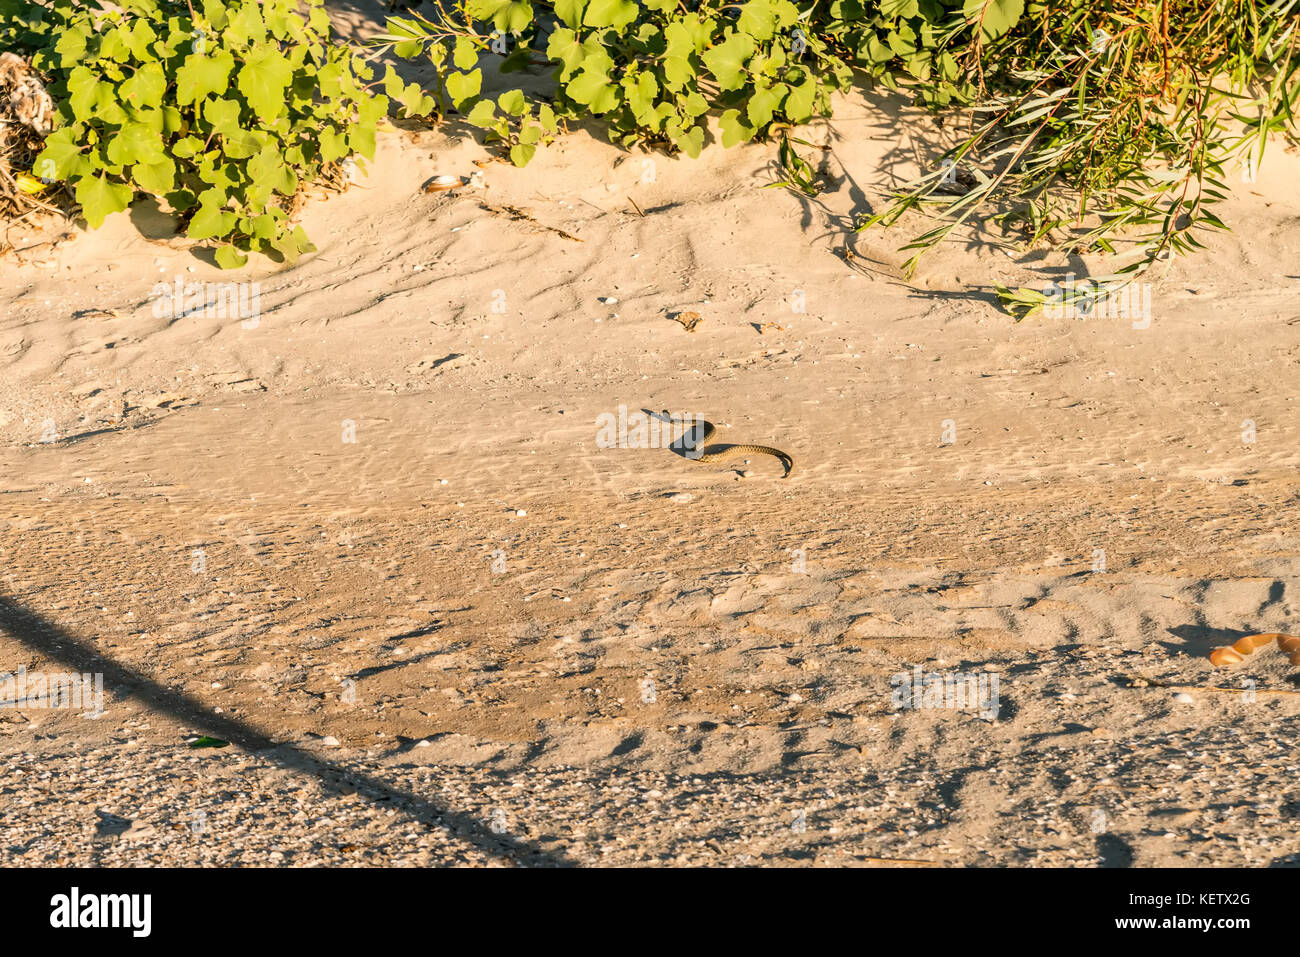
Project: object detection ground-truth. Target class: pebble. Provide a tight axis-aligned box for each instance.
[1172,692,1195,704]
[120,820,156,843]
[515,509,526,517]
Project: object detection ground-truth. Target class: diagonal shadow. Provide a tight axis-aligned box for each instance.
[0,596,572,868]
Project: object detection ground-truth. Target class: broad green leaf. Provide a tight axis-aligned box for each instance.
[719,109,754,148]
[671,124,704,158]
[237,48,294,121]
[187,194,236,240]
[176,48,235,105]
[583,0,637,30]
[214,246,249,270]
[498,89,527,116]
[132,155,176,194]
[784,77,818,122]
[34,127,91,181]
[466,100,497,128]
[120,62,166,108]
[76,175,133,228]
[701,32,756,91]
[453,37,480,70]
[105,121,166,166]
[248,145,299,196]
[445,70,482,108]
[881,0,920,17]
[736,0,778,42]
[746,83,786,128]
[553,0,587,25]
[547,28,584,75]
[962,0,1024,41]
[318,127,349,162]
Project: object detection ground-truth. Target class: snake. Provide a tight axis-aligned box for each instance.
[1209,632,1300,667]
[661,411,794,478]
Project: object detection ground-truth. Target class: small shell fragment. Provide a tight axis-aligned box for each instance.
[423,175,461,193]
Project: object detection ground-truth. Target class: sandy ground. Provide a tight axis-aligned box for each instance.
[2,3,1300,867]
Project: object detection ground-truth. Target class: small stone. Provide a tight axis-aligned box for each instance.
[1172,692,1195,704]
[120,821,156,843]
[515,509,526,516]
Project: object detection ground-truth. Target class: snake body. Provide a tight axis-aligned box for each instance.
[665,412,793,478]
[1209,632,1300,666]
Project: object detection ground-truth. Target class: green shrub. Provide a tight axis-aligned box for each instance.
[3,0,432,267]
[377,0,854,162]
[380,0,1298,314]
[856,0,1300,315]
[8,0,1297,297]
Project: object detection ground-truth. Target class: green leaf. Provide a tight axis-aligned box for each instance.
[248,144,299,196]
[719,109,755,148]
[238,47,295,121]
[553,0,587,25]
[53,26,89,68]
[318,127,349,163]
[881,0,920,17]
[187,191,236,240]
[583,0,638,30]
[702,32,756,92]
[962,0,1024,41]
[76,175,133,228]
[547,28,584,75]
[204,97,244,136]
[127,17,158,60]
[132,155,176,195]
[120,62,166,109]
[466,100,497,128]
[497,89,527,116]
[746,83,786,128]
[566,69,619,113]
[106,121,166,166]
[453,37,480,70]
[470,0,533,34]
[736,0,778,42]
[446,70,482,109]
[785,78,818,122]
[671,124,705,158]
[34,127,90,181]
[176,48,235,106]
[214,246,249,270]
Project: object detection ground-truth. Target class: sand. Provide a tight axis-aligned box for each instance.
[2,1,1300,867]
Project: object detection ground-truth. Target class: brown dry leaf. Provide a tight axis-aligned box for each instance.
[670,311,703,333]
